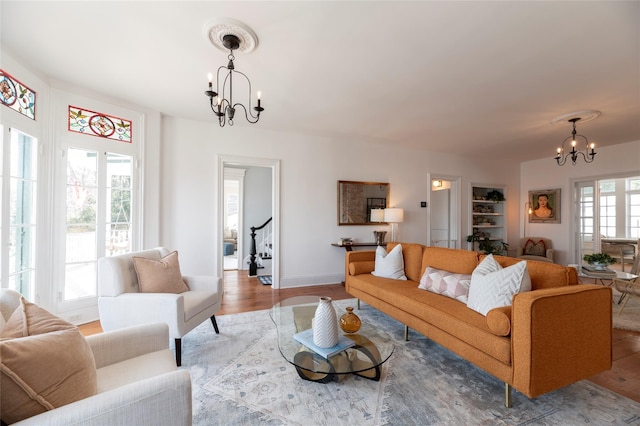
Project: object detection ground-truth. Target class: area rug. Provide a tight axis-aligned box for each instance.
[180,299,640,425]
[612,289,640,332]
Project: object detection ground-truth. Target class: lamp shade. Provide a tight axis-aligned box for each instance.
[384,208,404,223]
[370,209,385,222]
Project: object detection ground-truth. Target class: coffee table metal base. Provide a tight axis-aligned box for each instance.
[293,338,382,382]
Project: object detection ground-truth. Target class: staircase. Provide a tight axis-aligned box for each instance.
[249,217,273,276]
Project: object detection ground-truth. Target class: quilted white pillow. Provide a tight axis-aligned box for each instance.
[371,244,407,280]
[418,266,471,303]
[467,255,531,316]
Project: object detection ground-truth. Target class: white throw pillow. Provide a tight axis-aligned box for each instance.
[467,255,531,316]
[371,244,407,280]
[418,266,471,303]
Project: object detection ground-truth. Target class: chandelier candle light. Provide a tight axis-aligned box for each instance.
[554,117,596,166]
[204,20,263,127]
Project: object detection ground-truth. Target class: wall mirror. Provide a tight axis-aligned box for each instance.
[338,180,389,225]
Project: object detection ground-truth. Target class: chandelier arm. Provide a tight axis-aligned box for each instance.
[233,103,260,124]
[230,69,260,115]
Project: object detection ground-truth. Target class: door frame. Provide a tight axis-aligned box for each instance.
[217,155,280,289]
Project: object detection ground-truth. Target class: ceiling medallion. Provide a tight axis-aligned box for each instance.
[204,18,258,54]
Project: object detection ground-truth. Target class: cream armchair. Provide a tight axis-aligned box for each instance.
[98,247,222,366]
[0,289,192,426]
[517,237,554,263]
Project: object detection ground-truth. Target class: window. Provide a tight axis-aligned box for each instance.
[1,128,38,299]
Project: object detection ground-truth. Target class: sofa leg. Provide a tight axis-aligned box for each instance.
[404,325,409,341]
[175,338,182,367]
[505,383,512,408]
[211,315,220,334]
[357,299,360,310]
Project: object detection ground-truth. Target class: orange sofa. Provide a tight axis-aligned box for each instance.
[345,243,612,407]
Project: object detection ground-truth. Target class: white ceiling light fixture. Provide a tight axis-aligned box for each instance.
[551,110,600,166]
[203,19,263,127]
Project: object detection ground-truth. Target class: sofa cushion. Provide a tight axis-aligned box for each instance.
[0,299,97,424]
[349,261,375,276]
[371,244,407,280]
[422,247,480,277]
[418,266,471,303]
[387,242,425,282]
[486,306,512,336]
[133,251,190,293]
[467,255,531,315]
[523,239,546,257]
[490,255,576,290]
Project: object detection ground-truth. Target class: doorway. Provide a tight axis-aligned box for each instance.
[217,155,280,289]
[428,175,461,248]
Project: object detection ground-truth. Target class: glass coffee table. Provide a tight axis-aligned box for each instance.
[270,296,394,383]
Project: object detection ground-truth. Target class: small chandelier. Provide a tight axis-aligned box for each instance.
[204,22,263,127]
[554,117,596,166]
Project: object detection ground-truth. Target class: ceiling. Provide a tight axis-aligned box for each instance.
[2,1,639,163]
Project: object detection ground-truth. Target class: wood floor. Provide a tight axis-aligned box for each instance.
[79,269,640,403]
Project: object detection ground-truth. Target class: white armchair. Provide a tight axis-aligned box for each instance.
[98,247,222,366]
[0,289,192,426]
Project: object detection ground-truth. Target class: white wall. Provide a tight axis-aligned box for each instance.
[160,116,520,287]
[520,140,640,265]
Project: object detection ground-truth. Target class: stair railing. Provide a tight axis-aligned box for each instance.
[249,217,273,276]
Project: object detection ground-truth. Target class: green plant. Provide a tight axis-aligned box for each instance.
[583,253,616,264]
[486,190,505,202]
[466,235,509,255]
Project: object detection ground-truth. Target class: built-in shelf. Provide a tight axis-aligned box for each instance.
[469,184,507,253]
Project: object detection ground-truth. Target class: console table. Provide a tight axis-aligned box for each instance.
[331,243,386,252]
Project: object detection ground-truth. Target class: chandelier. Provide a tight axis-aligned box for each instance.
[554,117,596,166]
[204,21,263,127]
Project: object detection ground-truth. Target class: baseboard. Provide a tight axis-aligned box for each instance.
[279,274,344,289]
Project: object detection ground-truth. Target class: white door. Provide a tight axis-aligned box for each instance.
[55,146,137,315]
[0,127,38,300]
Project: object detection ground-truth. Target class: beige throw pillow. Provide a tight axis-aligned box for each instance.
[133,251,190,293]
[0,299,97,424]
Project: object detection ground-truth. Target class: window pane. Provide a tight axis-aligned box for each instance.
[105,153,132,257]
[66,186,96,224]
[67,149,97,186]
[9,179,37,225]
[64,263,96,299]
[66,225,96,263]
[64,148,97,301]
[10,133,37,180]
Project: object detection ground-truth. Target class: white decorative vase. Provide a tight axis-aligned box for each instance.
[313,297,339,348]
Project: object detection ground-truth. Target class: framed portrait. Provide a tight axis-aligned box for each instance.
[529,189,561,223]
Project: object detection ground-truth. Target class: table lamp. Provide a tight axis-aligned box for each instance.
[384,208,404,242]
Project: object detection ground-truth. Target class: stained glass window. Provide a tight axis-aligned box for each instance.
[0,69,36,120]
[68,106,132,143]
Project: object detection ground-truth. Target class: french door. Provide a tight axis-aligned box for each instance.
[55,145,137,313]
[575,180,597,266]
[0,126,38,300]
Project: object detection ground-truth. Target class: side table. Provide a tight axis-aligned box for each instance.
[331,242,386,252]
